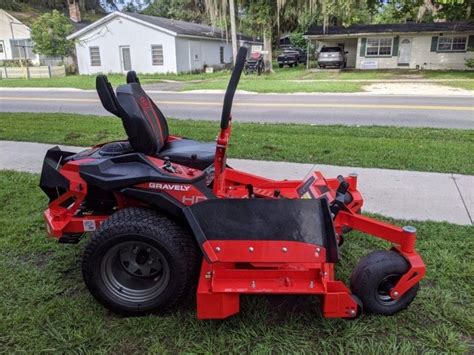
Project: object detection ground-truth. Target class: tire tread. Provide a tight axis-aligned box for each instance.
[82,207,199,316]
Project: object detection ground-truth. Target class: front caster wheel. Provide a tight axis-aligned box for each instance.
[82,207,199,316]
[350,250,419,315]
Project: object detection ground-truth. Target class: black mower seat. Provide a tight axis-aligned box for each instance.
[96,74,215,170]
[158,140,215,170]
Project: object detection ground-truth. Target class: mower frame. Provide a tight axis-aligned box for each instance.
[41,47,425,319]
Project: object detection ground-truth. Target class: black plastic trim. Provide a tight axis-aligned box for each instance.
[79,153,205,191]
[184,199,333,260]
[121,188,184,217]
[321,198,339,263]
[39,146,75,202]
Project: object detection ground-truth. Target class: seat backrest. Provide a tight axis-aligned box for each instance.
[96,75,121,116]
[116,83,169,155]
[126,70,141,85]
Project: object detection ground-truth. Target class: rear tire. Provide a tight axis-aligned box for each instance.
[278,63,284,68]
[350,250,419,315]
[82,207,200,316]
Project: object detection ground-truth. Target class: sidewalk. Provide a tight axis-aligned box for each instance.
[1,140,472,226]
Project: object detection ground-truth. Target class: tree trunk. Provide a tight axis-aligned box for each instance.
[229,0,238,65]
[263,29,273,73]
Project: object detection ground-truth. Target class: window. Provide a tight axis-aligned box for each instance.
[89,46,101,66]
[220,46,224,64]
[366,38,393,56]
[437,36,467,52]
[151,45,164,65]
[0,42,3,53]
[321,47,342,52]
[10,39,34,59]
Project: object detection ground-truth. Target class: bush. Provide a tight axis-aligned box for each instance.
[465,58,474,69]
[289,32,307,49]
[0,59,33,67]
[31,10,74,58]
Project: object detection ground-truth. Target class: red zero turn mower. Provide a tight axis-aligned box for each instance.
[40,47,425,319]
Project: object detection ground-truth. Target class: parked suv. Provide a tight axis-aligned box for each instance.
[317,46,347,69]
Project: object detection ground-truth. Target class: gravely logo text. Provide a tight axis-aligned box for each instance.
[148,183,191,191]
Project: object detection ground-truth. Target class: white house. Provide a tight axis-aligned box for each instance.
[305,22,474,70]
[0,9,40,65]
[68,11,255,74]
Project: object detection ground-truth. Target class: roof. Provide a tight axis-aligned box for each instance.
[68,11,255,42]
[70,19,92,32]
[0,9,29,29]
[305,22,474,36]
[2,8,94,30]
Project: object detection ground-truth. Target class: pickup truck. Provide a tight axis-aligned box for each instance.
[277,49,307,68]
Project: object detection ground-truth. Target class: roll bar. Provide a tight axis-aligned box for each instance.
[220,46,248,129]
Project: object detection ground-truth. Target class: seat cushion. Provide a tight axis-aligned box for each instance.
[158,139,215,170]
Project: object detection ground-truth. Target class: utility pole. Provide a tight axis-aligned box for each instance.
[229,0,238,65]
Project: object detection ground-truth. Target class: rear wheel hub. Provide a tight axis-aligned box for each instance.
[100,241,170,303]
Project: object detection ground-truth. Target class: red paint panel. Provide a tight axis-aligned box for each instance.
[202,240,326,263]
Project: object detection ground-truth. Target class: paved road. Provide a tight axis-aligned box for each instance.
[1,140,472,225]
[0,89,473,129]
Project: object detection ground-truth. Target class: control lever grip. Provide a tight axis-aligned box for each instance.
[331,175,349,217]
[336,175,349,195]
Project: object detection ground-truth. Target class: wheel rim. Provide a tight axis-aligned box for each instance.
[100,240,170,304]
[375,274,400,305]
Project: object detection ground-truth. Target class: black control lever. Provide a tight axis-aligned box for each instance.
[163,156,177,173]
[189,154,197,170]
[330,175,349,217]
[336,175,349,195]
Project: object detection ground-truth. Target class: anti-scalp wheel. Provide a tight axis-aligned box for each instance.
[350,250,419,315]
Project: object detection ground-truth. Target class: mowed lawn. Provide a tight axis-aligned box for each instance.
[0,67,472,92]
[0,170,472,352]
[0,112,473,175]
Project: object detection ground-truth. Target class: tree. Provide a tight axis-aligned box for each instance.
[373,0,420,23]
[373,0,471,23]
[0,0,105,11]
[31,10,74,57]
[417,0,471,21]
[289,32,307,48]
[142,0,209,23]
[239,0,276,72]
[229,0,238,64]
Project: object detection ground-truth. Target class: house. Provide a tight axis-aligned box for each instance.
[0,9,39,65]
[304,22,474,70]
[0,2,91,68]
[68,11,256,74]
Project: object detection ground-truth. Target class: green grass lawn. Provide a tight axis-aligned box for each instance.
[182,67,474,92]
[1,66,473,92]
[0,71,230,90]
[182,79,366,93]
[0,170,472,352]
[0,112,473,175]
